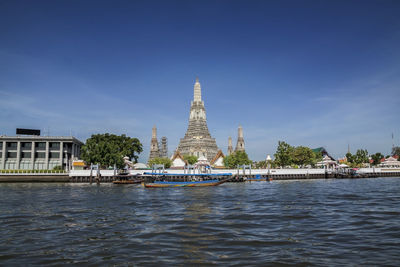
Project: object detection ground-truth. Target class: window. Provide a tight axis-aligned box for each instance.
[49,142,60,149]
[35,152,45,158]
[7,152,17,158]
[0,143,3,150]
[35,142,46,149]
[50,152,59,158]
[21,152,31,158]
[21,142,32,149]
[7,142,17,149]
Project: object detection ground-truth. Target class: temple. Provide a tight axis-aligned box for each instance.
[176,78,219,161]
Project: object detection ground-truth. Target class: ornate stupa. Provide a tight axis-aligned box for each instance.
[148,125,160,162]
[228,136,233,155]
[176,78,219,161]
[235,125,245,152]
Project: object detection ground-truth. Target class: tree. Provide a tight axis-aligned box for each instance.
[346,149,369,167]
[392,146,400,159]
[354,149,369,165]
[81,133,143,169]
[223,151,252,168]
[274,141,294,167]
[346,152,354,164]
[371,152,384,166]
[292,146,316,167]
[313,151,323,165]
[255,160,277,169]
[148,157,172,168]
[183,155,198,165]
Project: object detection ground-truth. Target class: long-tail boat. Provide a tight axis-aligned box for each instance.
[112,172,143,184]
[141,173,232,188]
[246,174,272,182]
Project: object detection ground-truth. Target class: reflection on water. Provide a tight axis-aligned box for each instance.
[1,178,400,265]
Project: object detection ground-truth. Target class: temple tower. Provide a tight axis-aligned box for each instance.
[235,125,245,152]
[149,125,160,161]
[228,136,233,155]
[176,78,219,161]
[159,136,168,158]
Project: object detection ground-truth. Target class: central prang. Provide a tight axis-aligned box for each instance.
[175,78,219,161]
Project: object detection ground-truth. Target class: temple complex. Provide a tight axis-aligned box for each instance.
[176,78,219,161]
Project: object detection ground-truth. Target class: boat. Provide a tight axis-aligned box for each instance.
[112,171,142,184]
[141,172,232,188]
[113,179,142,184]
[246,174,272,182]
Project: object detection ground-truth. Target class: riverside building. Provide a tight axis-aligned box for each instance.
[0,134,83,170]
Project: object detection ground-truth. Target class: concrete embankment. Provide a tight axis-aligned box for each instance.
[0,174,69,182]
[1,168,399,182]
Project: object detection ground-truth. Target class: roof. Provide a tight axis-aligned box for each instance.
[312,147,325,153]
[171,151,187,163]
[210,150,225,165]
[133,163,149,169]
[312,147,335,160]
[0,135,84,145]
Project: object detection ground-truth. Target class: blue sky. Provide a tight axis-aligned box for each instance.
[1,0,399,162]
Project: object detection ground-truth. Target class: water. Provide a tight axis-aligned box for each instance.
[1,178,400,266]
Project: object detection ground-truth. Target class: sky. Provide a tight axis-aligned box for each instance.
[0,0,399,162]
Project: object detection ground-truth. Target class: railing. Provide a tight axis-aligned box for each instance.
[0,169,67,175]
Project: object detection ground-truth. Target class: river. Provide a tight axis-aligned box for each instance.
[1,178,399,265]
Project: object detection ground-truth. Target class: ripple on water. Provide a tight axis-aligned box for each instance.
[1,178,400,265]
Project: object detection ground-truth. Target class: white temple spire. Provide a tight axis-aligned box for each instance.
[193,77,202,102]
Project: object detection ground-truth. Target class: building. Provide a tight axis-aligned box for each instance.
[380,156,400,168]
[0,135,83,170]
[210,150,225,168]
[159,136,168,158]
[312,147,334,160]
[235,125,245,152]
[170,151,187,169]
[227,137,233,155]
[176,78,219,161]
[148,125,160,162]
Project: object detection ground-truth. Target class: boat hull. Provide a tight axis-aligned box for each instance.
[142,179,226,188]
[113,180,142,184]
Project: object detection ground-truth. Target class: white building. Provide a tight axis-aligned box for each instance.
[380,156,400,168]
[0,135,83,170]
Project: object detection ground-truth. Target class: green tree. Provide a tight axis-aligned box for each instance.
[371,152,384,166]
[81,133,143,169]
[292,146,316,167]
[274,141,294,167]
[183,155,198,165]
[255,160,266,168]
[313,151,323,165]
[148,157,172,168]
[223,151,252,168]
[354,149,369,165]
[255,160,277,169]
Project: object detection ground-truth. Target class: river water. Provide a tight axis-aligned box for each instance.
[1,178,399,266]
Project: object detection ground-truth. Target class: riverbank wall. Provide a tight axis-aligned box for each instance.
[1,168,399,182]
